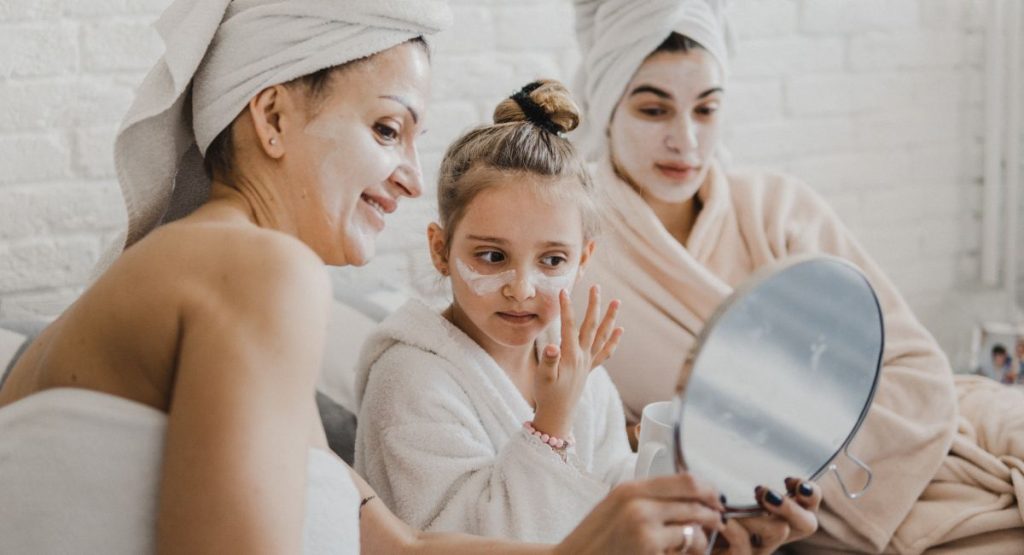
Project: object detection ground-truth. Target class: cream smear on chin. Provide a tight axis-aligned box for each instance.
[454,258,576,297]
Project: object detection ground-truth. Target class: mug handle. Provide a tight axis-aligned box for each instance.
[635,440,667,479]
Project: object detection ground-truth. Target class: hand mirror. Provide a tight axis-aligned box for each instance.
[672,255,883,514]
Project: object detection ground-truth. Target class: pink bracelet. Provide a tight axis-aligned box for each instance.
[523,421,575,449]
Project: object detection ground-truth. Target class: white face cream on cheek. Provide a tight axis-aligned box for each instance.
[453,258,577,298]
[454,258,516,296]
[530,270,575,297]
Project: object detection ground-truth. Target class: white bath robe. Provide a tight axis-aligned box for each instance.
[354,299,636,543]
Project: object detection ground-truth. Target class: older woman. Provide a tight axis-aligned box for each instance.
[572,0,1024,553]
[0,1,743,554]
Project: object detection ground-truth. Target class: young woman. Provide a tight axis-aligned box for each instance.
[355,79,820,552]
[0,2,747,554]
[572,0,1024,552]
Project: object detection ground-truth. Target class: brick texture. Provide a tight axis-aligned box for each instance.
[0,0,1007,360]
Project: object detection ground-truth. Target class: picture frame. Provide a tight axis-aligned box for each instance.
[969,321,1024,385]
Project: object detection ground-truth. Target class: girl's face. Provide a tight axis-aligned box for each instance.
[431,177,594,352]
[285,42,431,266]
[607,48,724,203]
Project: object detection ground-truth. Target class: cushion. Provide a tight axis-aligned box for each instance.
[0,327,29,390]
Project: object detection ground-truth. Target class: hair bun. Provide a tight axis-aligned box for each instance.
[493,79,581,135]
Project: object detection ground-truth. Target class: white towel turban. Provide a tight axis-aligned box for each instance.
[111,0,452,254]
[572,0,731,161]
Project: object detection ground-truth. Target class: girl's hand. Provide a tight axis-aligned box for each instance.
[533,286,623,439]
[714,478,823,554]
[556,473,726,555]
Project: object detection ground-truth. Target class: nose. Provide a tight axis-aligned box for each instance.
[503,269,536,302]
[664,116,699,154]
[389,145,424,199]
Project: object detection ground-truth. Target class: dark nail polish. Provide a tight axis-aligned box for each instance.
[798,482,814,497]
[765,489,783,507]
[750,533,763,547]
[719,494,727,505]
[721,512,727,524]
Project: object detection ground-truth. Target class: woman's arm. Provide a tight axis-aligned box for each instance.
[156,233,333,554]
[354,466,726,555]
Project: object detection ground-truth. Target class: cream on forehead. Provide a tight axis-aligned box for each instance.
[454,258,576,297]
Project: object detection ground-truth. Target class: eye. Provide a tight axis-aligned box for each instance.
[476,250,506,264]
[540,255,568,268]
[638,106,668,117]
[695,104,719,117]
[374,122,400,143]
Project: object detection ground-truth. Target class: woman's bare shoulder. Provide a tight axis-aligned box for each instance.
[120,220,331,306]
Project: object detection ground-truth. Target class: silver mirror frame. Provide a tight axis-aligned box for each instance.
[671,255,884,514]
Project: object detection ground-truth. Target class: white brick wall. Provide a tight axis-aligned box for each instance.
[0,0,1005,360]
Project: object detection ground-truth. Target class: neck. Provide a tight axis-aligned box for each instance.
[206,169,294,235]
[646,193,702,246]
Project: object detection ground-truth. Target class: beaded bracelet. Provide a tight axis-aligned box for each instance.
[523,421,575,450]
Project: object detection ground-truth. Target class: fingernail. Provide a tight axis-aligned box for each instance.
[719,494,727,505]
[720,512,727,524]
[750,533,763,547]
[798,482,814,497]
[765,489,783,507]
[753,485,764,497]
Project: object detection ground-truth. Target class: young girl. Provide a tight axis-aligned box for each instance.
[354,80,650,543]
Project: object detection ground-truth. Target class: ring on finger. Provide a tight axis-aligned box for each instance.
[678,524,696,552]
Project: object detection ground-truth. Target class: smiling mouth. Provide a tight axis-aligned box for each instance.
[361,193,387,217]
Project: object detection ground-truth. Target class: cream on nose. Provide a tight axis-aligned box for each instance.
[505,270,536,300]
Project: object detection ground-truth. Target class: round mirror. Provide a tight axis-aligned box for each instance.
[673,256,883,512]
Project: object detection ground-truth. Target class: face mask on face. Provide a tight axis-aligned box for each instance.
[454,258,576,297]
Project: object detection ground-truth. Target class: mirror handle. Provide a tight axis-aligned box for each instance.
[827,445,873,499]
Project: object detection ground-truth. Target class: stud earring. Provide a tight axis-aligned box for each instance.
[269,137,278,146]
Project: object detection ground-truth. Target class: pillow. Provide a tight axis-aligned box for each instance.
[0,320,43,390]
[318,288,406,464]
[317,299,380,415]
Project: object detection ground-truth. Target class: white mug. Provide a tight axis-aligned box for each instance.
[634,400,676,479]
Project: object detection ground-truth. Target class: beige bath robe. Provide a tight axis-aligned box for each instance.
[582,157,1024,553]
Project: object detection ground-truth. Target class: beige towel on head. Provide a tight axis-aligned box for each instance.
[577,156,1024,552]
[572,0,731,161]
[105,0,451,269]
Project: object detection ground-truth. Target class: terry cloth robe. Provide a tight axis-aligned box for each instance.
[353,299,636,543]
[580,156,1024,553]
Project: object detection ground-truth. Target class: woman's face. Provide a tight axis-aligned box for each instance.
[607,48,724,203]
[285,42,431,266]
[437,178,593,352]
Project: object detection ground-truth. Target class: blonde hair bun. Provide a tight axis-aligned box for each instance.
[493,79,581,135]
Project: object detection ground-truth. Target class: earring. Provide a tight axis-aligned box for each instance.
[269,137,278,146]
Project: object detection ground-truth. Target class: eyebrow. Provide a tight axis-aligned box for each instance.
[466,235,571,249]
[380,95,419,124]
[628,84,724,101]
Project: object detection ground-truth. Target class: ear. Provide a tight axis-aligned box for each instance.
[247,84,296,159]
[427,222,450,276]
[575,239,596,283]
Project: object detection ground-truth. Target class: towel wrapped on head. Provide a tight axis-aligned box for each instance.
[110,0,451,261]
[572,0,731,161]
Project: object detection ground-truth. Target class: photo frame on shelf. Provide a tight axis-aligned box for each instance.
[970,321,1024,385]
